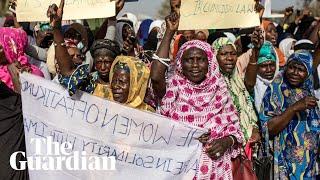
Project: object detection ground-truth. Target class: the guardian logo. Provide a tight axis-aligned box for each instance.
[10,137,116,171]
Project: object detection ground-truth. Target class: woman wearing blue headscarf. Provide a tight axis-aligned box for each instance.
[137,19,153,46]
[259,50,320,179]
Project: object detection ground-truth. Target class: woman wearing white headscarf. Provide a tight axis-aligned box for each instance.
[279,38,296,60]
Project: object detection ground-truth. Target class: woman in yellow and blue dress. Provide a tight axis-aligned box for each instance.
[259,50,320,179]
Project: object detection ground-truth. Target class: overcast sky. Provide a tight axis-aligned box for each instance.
[122,0,299,18]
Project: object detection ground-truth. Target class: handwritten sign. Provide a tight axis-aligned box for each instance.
[16,0,115,22]
[179,0,260,30]
[20,73,204,180]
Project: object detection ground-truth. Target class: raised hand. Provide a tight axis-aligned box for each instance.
[115,0,125,16]
[165,11,180,33]
[47,0,64,29]
[251,26,263,49]
[284,6,294,17]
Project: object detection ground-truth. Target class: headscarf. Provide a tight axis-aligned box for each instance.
[294,39,315,53]
[119,13,139,34]
[286,50,314,90]
[137,19,153,46]
[90,39,121,59]
[148,20,165,50]
[0,27,44,90]
[254,41,280,112]
[261,20,286,67]
[213,37,258,144]
[109,56,154,112]
[212,37,236,51]
[115,21,133,49]
[207,31,227,45]
[279,38,296,60]
[161,40,242,179]
[258,49,320,180]
[148,20,164,34]
[195,29,209,38]
[258,41,277,64]
[223,32,236,43]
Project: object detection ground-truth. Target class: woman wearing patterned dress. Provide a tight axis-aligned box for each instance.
[259,50,320,179]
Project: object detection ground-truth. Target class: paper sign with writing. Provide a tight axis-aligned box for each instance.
[16,0,115,22]
[20,73,204,180]
[179,0,260,30]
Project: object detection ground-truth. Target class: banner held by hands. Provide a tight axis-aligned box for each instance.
[179,0,260,30]
[16,0,115,22]
[20,73,204,180]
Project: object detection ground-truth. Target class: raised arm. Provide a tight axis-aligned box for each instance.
[244,27,263,92]
[48,0,74,76]
[150,12,179,99]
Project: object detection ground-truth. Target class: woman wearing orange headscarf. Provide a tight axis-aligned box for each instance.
[262,20,286,67]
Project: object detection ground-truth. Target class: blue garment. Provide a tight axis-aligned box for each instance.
[137,19,153,46]
[58,64,97,96]
[259,51,320,179]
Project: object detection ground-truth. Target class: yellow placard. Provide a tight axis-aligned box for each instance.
[16,0,115,22]
[179,0,260,30]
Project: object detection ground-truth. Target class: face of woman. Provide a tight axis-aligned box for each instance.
[182,47,209,84]
[122,24,134,41]
[265,23,278,46]
[94,49,116,81]
[257,60,277,80]
[111,68,130,104]
[216,45,237,75]
[67,47,83,67]
[285,61,308,87]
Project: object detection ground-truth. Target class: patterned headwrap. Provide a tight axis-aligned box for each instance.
[90,39,121,59]
[113,62,130,73]
[176,40,214,75]
[34,22,52,32]
[287,50,313,77]
[109,56,154,112]
[161,40,243,179]
[212,37,237,51]
[258,41,276,65]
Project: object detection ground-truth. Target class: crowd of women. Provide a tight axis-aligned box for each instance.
[0,0,320,179]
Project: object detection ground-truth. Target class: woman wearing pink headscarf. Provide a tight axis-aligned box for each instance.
[151,12,243,179]
[0,27,44,91]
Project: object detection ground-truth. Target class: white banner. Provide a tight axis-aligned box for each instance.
[20,73,204,180]
[179,0,260,30]
[16,0,115,22]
